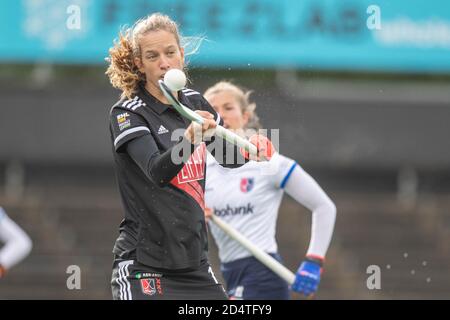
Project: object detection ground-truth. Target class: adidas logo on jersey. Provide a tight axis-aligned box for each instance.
[214,203,254,217]
[157,125,169,134]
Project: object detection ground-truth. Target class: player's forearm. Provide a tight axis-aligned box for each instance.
[127,134,195,187]
[306,201,336,258]
[146,137,195,186]
[284,166,336,258]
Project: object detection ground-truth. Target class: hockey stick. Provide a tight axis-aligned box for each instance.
[158,80,258,157]
[209,214,295,285]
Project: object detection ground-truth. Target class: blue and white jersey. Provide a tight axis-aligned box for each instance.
[205,152,297,263]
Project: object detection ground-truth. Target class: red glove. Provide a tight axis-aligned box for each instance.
[240,134,275,161]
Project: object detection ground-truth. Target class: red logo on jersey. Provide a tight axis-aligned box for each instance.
[170,144,206,210]
[177,143,206,183]
[155,278,163,295]
[240,178,255,193]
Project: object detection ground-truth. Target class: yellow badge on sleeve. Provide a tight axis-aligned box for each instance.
[117,112,131,131]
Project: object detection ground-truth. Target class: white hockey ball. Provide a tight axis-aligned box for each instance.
[164,69,187,92]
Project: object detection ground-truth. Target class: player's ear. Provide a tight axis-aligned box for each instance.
[242,111,250,127]
[134,56,145,73]
[180,47,185,65]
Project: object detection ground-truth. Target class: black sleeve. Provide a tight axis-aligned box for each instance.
[196,95,248,168]
[110,107,151,152]
[126,134,195,187]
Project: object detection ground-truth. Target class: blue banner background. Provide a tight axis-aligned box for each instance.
[1,0,450,72]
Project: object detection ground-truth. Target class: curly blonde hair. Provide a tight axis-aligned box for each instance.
[106,13,181,99]
[204,81,262,130]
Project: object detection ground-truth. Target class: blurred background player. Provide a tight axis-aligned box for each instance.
[0,207,32,279]
[204,81,336,299]
[106,14,267,300]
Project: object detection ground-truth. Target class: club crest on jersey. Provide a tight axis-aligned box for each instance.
[140,278,156,295]
[140,277,163,296]
[240,178,254,193]
[141,277,164,296]
[117,112,131,131]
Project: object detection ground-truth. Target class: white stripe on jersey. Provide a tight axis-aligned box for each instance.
[122,96,138,108]
[126,100,146,111]
[130,101,145,111]
[184,91,200,96]
[116,265,125,300]
[110,97,147,114]
[120,97,146,111]
[117,260,133,300]
[182,88,200,95]
[114,126,151,148]
[125,263,132,299]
